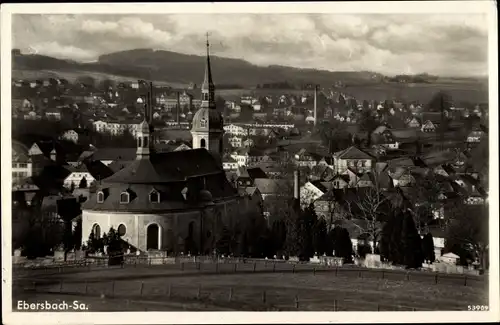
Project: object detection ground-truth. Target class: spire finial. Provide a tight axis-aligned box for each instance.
[206,32,210,55]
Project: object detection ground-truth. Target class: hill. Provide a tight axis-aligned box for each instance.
[12,50,388,87]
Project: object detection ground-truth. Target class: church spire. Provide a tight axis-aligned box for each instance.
[201,32,215,109]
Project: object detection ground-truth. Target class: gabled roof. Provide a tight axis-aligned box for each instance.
[334,146,374,160]
[254,178,292,195]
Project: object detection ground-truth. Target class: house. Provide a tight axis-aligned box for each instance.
[294,149,322,169]
[332,146,374,174]
[300,180,330,209]
[243,138,254,148]
[330,174,350,189]
[60,130,79,144]
[230,147,268,167]
[235,166,268,188]
[421,120,436,133]
[228,136,243,148]
[12,140,33,185]
[439,252,460,265]
[224,124,247,136]
[63,164,96,189]
[356,172,374,188]
[466,130,485,144]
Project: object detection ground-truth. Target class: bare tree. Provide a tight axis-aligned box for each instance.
[343,174,390,252]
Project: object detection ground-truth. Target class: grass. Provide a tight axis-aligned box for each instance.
[14,262,488,311]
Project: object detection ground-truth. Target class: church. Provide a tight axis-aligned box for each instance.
[81,39,261,254]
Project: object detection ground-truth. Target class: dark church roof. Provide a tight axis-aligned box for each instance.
[103,149,223,184]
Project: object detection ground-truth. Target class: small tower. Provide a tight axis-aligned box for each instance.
[136,119,153,159]
[191,33,224,157]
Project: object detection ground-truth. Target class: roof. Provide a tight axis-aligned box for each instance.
[442,252,460,259]
[254,178,292,195]
[334,146,373,160]
[102,149,224,185]
[91,148,137,162]
[237,167,268,180]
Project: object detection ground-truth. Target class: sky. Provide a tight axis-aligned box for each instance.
[12,13,489,77]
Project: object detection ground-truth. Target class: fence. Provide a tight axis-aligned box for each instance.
[20,279,442,312]
[13,256,486,289]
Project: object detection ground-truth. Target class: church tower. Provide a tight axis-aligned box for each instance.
[191,34,224,157]
[136,119,154,160]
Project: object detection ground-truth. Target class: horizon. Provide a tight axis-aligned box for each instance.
[13,14,489,78]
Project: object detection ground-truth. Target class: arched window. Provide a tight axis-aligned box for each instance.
[143,136,149,147]
[146,223,160,250]
[200,138,206,148]
[97,191,104,203]
[120,191,130,204]
[150,190,160,203]
[118,224,126,236]
[92,223,101,239]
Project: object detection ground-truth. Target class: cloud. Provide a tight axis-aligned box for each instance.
[12,13,488,77]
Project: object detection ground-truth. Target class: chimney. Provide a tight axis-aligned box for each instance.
[314,85,318,126]
[293,169,300,202]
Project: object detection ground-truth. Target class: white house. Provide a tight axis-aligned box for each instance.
[222,156,239,171]
[466,130,484,143]
[224,124,247,136]
[229,136,243,148]
[300,181,329,209]
[333,146,374,174]
[60,130,79,143]
[421,120,436,133]
[439,252,460,265]
[63,164,95,189]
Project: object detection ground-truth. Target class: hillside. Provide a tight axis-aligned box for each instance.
[12,50,385,87]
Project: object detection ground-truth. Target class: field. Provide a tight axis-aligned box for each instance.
[218,82,488,104]
[13,262,488,312]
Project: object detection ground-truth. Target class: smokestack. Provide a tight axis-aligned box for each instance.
[314,85,318,126]
[177,91,180,127]
[294,169,300,202]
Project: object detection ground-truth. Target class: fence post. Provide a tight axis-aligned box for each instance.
[313,268,316,276]
[292,264,295,273]
[253,263,256,273]
[412,307,416,311]
[197,285,201,299]
[111,281,115,298]
[59,280,63,293]
[134,260,137,268]
[273,263,276,273]
[333,299,337,311]
[358,270,361,278]
[85,281,88,295]
[262,291,267,304]
[139,282,144,296]
[464,276,467,286]
[435,274,438,284]
[234,263,237,273]
[382,270,385,279]
[406,272,410,281]
[377,304,380,311]
[181,263,184,271]
[335,267,338,277]
[295,295,299,309]
[228,287,233,302]
[168,284,172,299]
[216,263,219,273]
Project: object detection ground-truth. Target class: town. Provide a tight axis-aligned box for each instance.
[11,40,489,311]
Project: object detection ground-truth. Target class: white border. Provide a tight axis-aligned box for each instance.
[1,1,498,324]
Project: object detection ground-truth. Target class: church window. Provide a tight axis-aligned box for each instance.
[118,224,127,236]
[120,191,130,204]
[97,191,105,203]
[143,136,149,147]
[200,139,206,148]
[150,190,160,203]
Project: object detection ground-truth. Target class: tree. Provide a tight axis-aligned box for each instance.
[427,91,452,112]
[271,219,287,257]
[98,79,116,91]
[359,109,379,147]
[79,177,88,189]
[421,233,436,263]
[215,227,233,256]
[344,186,390,253]
[469,136,489,191]
[312,218,328,256]
[401,210,424,269]
[444,201,488,269]
[379,209,404,264]
[76,76,96,89]
[413,173,443,233]
[331,226,353,263]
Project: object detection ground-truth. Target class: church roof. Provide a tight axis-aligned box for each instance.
[102,148,224,185]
